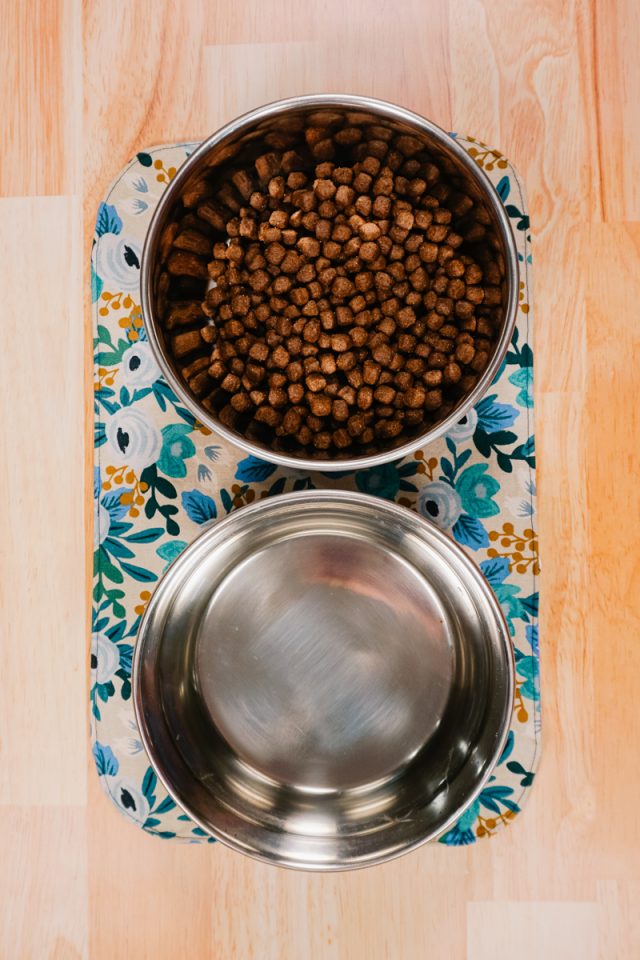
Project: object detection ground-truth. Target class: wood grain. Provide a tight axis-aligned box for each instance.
[1,0,639,957]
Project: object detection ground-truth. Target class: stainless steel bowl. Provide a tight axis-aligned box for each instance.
[133,491,514,870]
[141,94,518,472]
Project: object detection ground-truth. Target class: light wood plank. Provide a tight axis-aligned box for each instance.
[0,197,86,806]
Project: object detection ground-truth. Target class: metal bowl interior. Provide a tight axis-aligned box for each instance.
[133,491,514,870]
[141,95,518,472]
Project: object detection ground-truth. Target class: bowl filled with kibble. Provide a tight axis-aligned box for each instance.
[141,95,518,469]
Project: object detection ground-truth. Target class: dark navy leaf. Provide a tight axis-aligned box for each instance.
[398,461,419,477]
[520,344,534,367]
[268,476,287,496]
[106,620,126,642]
[119,561,158,583]
[220,488,234,513]
[496,452,513,473]
[399,480,418,492]
[456,448,472,469]
[235,455,277,483]
[445,437,456,456]
[490,430,518,446]
[137,152,153,167]
[441,458,454,480]
[506,760,526,775]
[473,429,492,458]
[166,518,180,536]
[153,477,177,500]
[181,489,217,524]
[505,204,522,218]
[144,499,157,519]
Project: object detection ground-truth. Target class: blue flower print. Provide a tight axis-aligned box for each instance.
[356,463,401,500]
[93,741,119,777]
[158,423,196,478]
[456,463,500,519]
[417,481,462,529]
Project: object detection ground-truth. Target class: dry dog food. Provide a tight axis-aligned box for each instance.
[156,116,504,457]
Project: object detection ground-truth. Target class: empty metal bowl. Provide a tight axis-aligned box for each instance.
[140,94,518,471]
[133,491,514,870]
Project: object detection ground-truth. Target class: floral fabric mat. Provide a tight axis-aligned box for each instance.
[91,137,539,846]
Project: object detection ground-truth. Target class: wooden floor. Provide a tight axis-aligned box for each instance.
[1,1,639,957]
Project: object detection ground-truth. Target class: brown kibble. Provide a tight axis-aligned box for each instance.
[425,389,443,411]
[255,405,282,427]
[314,178,337,201]
[332,398,350,421]
[221,372,241,393]
[306,373,327,393]
[330,333,351,352]
[372,343,394,366]
[320,353,337,375]
[269,387,288,408]
[282,408,303,434]
[288,382,305,403]
[455,342,476,365]
[358,242,378,264]
[313,431,332,450]
[271,345,290,369]
[374,385,396,404]
[333,428,352,449]
[336,350,356,371]
[167,251,208,279]
[471,351,490,373]
[404,386,426,408]
[297,236,321,258]
[309,393,332,417]
[335,185,356,208]
[455,299,474,320]
[376,419,403,439]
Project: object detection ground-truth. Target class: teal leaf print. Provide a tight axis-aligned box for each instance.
[498,730,515,765]
[235,455,277,482]
[93,742,119,777]
[479,784,520,814]
[496,175,510,201]
[142,767,157,805]
[181,489,217,524]
[96,202,122,237]
[156,540,187,570]
[119,561,158,583]
[91,263,104,302]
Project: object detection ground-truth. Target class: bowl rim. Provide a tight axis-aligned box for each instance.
[141,94,519,472]
[132,488,515,870]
